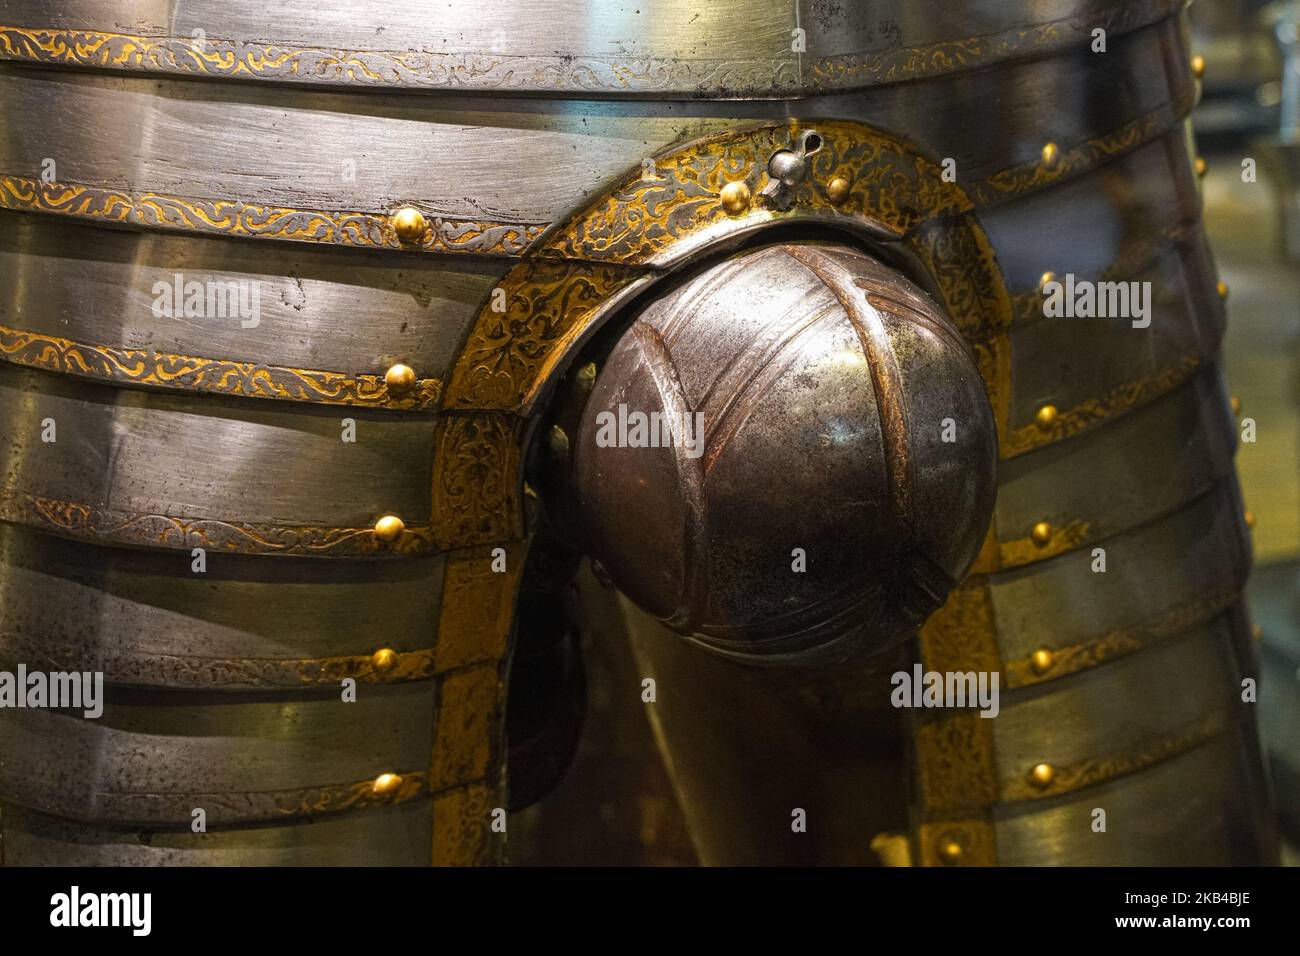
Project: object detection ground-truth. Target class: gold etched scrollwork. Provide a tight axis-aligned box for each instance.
[0,493,434,557]
[0,2,1180,95]
[0,174,544,256]
[432,414,522,547]
[0,325,442,410]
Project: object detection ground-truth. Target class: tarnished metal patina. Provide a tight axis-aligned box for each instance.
[0,0,1276,866]
[572,242,997,666]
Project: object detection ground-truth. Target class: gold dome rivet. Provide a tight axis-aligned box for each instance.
[371,648,398,673]
[1030,521,1053,547]
[391,207,427,244]
[1035,404,1058,429]
[1217,280,1229,300]
[1041,142,1060,167]
[1252,623,1263,642]
[1030,648,1055,675]
[1230,396,1242,416]
[938,837,964,865]
[719,180,752,216]
[826,176,852,205]
[1244,510,1256,529]
[1195,157,1208,178]
[384,363,416,394]
[1030,763,1055,788]
[372,772,403,797]
[1038,271,1056,291]
[1191,54,1206,79]
[373,514,405,544]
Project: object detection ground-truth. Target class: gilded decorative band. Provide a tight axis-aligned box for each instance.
[0,175,544,257]
[999,711,1226,803]
[0,493,436,557]
[0,324,442,410]
[2,637,443,689]
[1003,593,1242,690]
[96,769,429,826]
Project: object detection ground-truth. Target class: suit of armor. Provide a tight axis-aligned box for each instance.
[0,0,1277,865]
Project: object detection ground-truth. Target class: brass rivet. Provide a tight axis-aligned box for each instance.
[1035,404,1058,429]
[574,361,598,394]
[1195,157,1208,178]
[1038,271,1056,291]
[373,514,405,543]
[371,648,398,673]
[391,207,426,244]
[1031,521,1053,547]
[826,175,852,205]
[938,837,964,864]
[1030,648,1055,675]
[384,363,416,394]
[1244,510,1257,529]
[1191,54,1206,79]
[1252,624,1263,642]
[1041,142,1060,167]
[719,180,751,216]
[372,772,403,797]
[1217,280,1229,300]
[1230,396,1242,416]
[1030,763,1055,788]
[547,424,570,459]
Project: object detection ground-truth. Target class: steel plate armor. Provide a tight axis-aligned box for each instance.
[0,0,1277,865]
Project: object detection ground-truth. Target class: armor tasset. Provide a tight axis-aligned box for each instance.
[0,0,1277,866]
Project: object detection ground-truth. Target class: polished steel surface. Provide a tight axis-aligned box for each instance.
[989,479,1252,670]
[0,682,437,825]
[0,364,435,545]
[995,732,1275,865]
[0,214,496,386]
[0,0,1181,97]
[0,0,1275,868]
[0,523,446,688]
[1,801,434,866]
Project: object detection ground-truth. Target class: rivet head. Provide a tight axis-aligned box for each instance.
[372,772,403,797]
[938,836,964,864]
[1031,521,1053,547]
[391,207,426,244]
[1195,157,1208,178]
[1030,648,1055,675]
[1030,763,1055,788]
[547,424,570,460]
[720,180,752,216]
[1191,54,1206,79]
[1252,623,1263,642]
[373,514,405,543]
[1244,510,1257,529]
[1038,271,1056,291]
[1217,280,1229,300]
[1035,404,1058,429]
[1041,142,1060,167]
[371,648,398,673]
[826,176,852,205]
[574,361,598,394]
[384,363,416,393]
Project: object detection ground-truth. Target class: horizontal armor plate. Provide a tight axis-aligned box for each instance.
[0,800,433,865]
[0,681,436,826]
